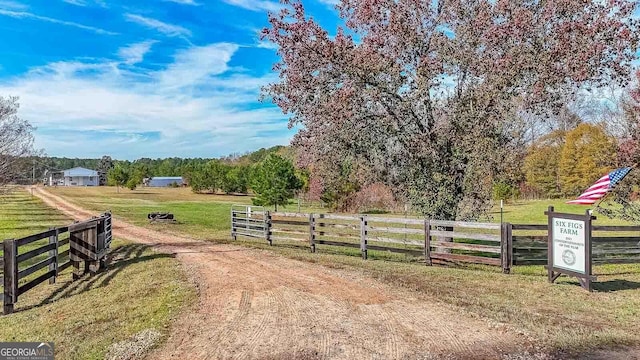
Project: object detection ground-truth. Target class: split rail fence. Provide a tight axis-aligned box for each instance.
[232,206,640,271]
[232,207,512,272]
[1,212,112,314]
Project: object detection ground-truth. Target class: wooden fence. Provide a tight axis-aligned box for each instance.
[231,206,640,271]
[232,208,512,273]
[2,212,112,314]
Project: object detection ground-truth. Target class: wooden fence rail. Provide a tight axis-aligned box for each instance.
[231,207,640,271]
[231,209,511,273]
[2,212,112,314]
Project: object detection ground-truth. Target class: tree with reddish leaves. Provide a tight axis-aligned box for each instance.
[262,0,639,219]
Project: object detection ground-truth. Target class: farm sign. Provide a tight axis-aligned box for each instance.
[545,206,596,292]
[552,218,586,274]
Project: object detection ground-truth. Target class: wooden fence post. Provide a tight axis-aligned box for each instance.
[501,222,513,274]
[3,239,17,314]
[424,219,432,266]
[265,211,272,246]
[309,213,316,253]
[360,215,368,260]
[231,210,237,240]
[507,223,513,273]
[48,228,59,284]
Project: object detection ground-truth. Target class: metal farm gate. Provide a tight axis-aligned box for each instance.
[231,205,269,243]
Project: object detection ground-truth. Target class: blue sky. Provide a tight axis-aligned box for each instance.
[0,0,341,159]
[1,1,638,160]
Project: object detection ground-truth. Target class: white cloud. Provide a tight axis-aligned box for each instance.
[124,13,191,37]
[163,0,199,5]
[0,43,290,159]
[158,43,238,89]
[0,1,27,10]
[317,0,339,5]
[62,0,107,7]
[222,0,282,12]
[256,40,278,50]
[118,41,157,65]
[0,9,117,35]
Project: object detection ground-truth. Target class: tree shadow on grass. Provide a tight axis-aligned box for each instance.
[557,278,640,292]
[16,243,175,313]
[593,279,640,292]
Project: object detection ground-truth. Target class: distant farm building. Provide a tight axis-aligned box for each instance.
[147,177,184,187]
[48,167,100,186]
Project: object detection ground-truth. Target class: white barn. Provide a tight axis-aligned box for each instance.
[58,167,99,186]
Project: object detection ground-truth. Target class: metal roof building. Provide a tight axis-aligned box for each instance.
[147,177,184,187]
[56,167,99,186]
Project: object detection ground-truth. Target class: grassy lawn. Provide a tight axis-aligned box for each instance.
[493,199,633,225]
[48,186,640,355]
[0,188,195,360]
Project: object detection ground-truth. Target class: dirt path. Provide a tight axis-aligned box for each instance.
[33,187,530,359]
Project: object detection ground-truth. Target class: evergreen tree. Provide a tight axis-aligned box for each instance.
[251,154,302,211]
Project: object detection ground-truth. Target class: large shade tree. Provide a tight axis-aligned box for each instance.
[262,0,639,220]
[0,96,36,186]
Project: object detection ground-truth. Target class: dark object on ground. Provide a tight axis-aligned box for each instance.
[148,212,176,223]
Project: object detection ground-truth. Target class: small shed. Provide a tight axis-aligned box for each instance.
[148,177,184,187]
[60,167,99,186]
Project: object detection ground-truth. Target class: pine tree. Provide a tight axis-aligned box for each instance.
[251,154,302,211]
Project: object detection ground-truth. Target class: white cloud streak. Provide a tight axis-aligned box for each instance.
[124,13,191,37]
[222,0,282,12]
[0,43,290,159]
[118,40,157,65]
[163,0,199,5]
[62,0,108,7]
[0,9,117,35]
[0,0,27,10]
[317,0,339,5]
[256,40,278,50]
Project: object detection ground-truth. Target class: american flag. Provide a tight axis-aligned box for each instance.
[567,167,632,205]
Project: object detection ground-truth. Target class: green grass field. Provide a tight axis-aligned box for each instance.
[0,188,195,360]
[47,186,640,355]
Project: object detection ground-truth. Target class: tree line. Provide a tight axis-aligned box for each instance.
[102,149,305,210]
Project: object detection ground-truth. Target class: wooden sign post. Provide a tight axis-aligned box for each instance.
[545,206,596,292]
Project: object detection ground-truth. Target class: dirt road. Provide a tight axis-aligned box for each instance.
[34,187,529,359]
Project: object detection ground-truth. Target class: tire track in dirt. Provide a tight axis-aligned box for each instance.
[232,291,276,360]
[33,187,530,360]
[375,305,400,359]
